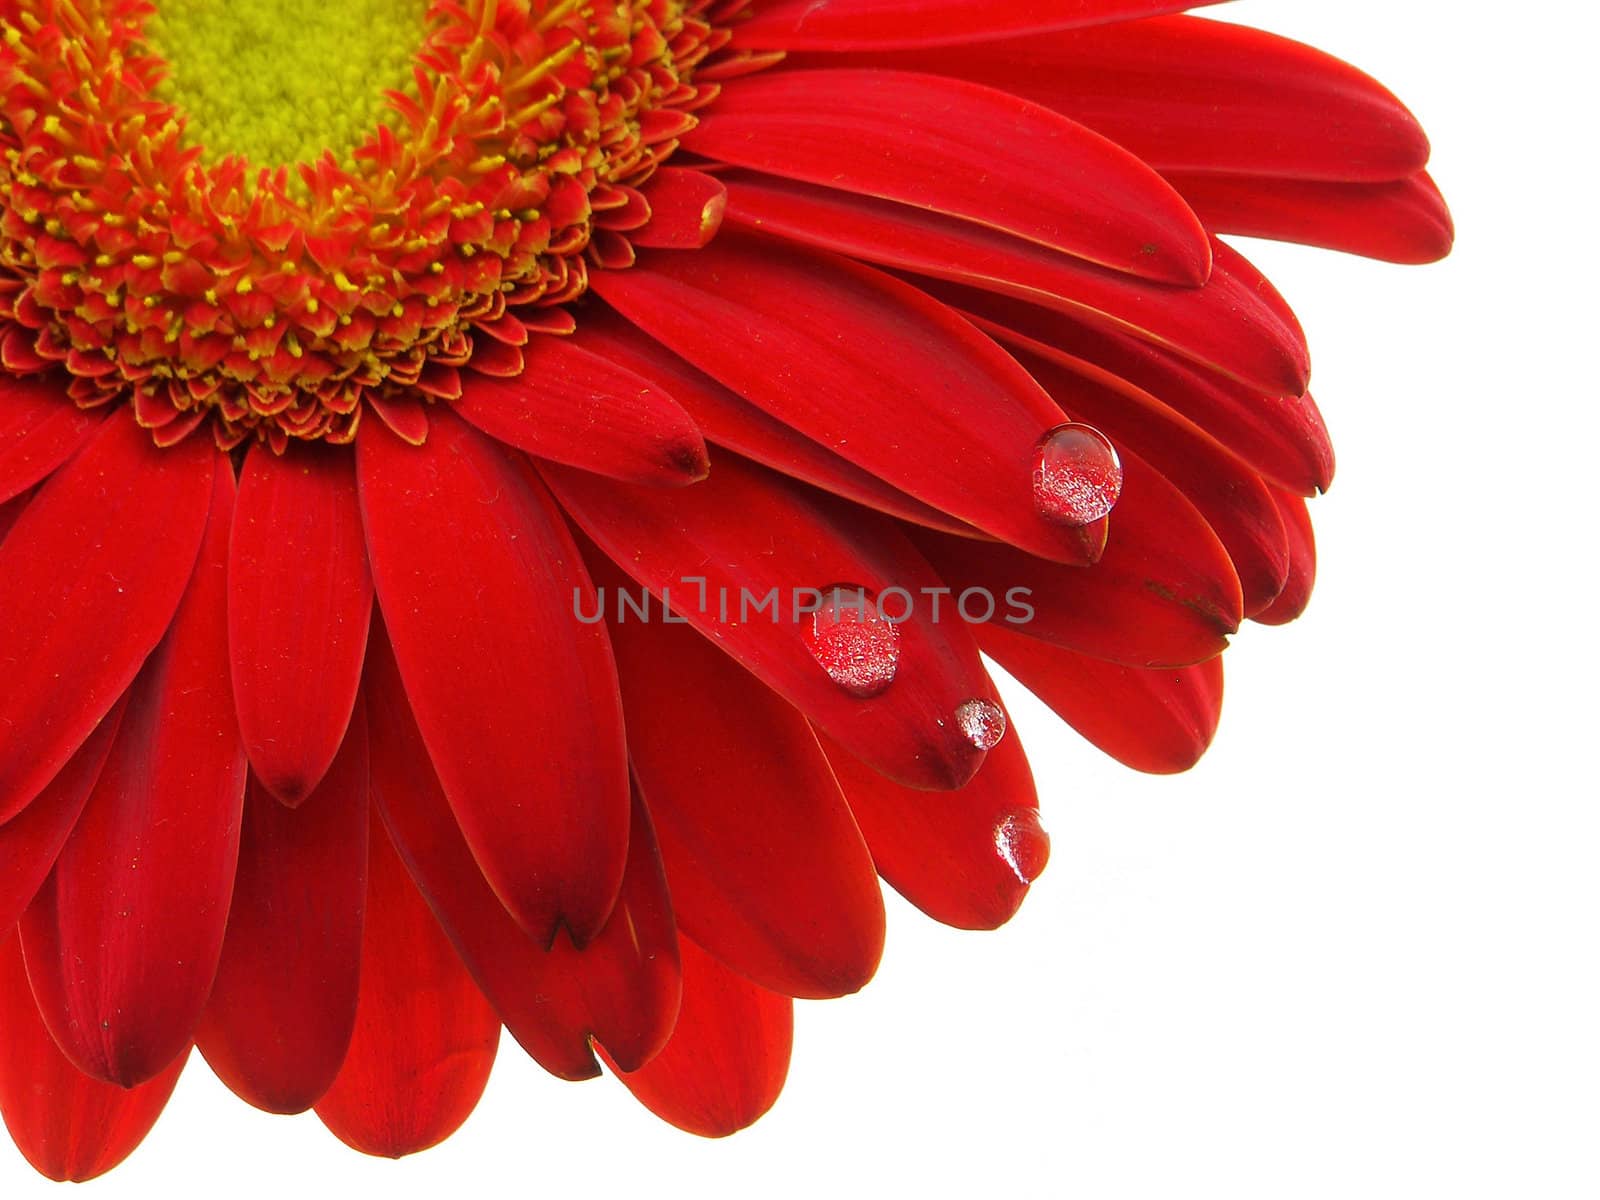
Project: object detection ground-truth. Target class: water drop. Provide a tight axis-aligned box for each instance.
[954,698,1007,750]
[1033,423,1123,526]
[994,812,1051,885]
[804,584,901,698]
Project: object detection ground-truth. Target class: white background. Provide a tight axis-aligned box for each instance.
[7,2,1596,1196]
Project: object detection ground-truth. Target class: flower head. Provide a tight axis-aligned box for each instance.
[1,0,708,445]
[0,0,1450,1182]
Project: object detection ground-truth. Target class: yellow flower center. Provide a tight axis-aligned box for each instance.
[145,0,430,169]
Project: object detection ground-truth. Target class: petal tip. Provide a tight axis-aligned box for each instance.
[664,434,712,486]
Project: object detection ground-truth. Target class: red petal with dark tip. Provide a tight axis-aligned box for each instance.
[732,1,1223,55]
[452,335,709,486]
[722,171,1308,402]
[357,409,629,946]
[0,934,186,1184]
[1014,347,1291,617]
[573,786,683,1073]
[0,375,101,503]
[914,449,1243,670]
[366,626,681,1080]
[1169,171,1456,265]
[315,816,499,1159]
[0,414,215,825]
[926,236,1309,400]
[197,718,369,1115]
[634,167,728,248]
[606,935,792,1138]
[967,308,1334,498]
[982,624,1224,774]
[1253,490,1318,627]
[823,722,1049,931]
[828,16,1429,182]
[573,308,970,534]
[547,454,1003,790]
[594,234,1108,566]
[687,69,1209,283]
[610,607,885,1000]
[229,442,372,806]
[21,464,245,1087]
[0,702,123,938]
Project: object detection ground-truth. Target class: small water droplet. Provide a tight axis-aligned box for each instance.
[994,812,1050,885]
[954,698,1007,750]
[1033,423,1123,526]
[804,584,901,698]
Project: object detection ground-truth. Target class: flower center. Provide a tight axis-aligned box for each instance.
[144,0,430,169]
[0,0,717,450]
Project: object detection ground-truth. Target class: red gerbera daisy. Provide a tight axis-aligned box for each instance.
[0,0,1450,1182]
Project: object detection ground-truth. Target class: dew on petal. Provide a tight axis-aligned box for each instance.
[954,698,1007,751]
[994,812,1050,885]
[803,584,901,698]
[1033,423,1124,527]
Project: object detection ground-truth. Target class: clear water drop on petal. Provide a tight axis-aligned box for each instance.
[1033,423,1124,527]
[994,812,1051,885]
[954,698,1007,751]
[804,584,901,698]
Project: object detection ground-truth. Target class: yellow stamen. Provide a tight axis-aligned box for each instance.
[143,0,430,168]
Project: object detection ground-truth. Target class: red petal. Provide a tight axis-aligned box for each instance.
[21,463,245,1086]
[836,15,1429,181]
[823,719,1048,931]
[1015,346,1291,617]
[366,628,680,1080]
[0,375,101,504]
[695,49,789,83]
[0,487,28,544]
[357,409,629,945]
[572,308,970,534]
[1253,490,1318,627]
[366,393,430,445]
[927,236,1309,400]
[573,786,682,1073]
[914,447,1243,670]
[0,414,216,824]
[968,308,1333,497]
[633,167,728,249]
[0,702,123,938]
[594,234,1108,566]
[547,454,1003,790]
[452,335,709,486]
[315,815,499,1159]
[197,718,369,1115]
[982,625,1224,773]
[229,442,372,805]
[612,609,885,999]
[722,170,1308,399]
[686,69,1209,283]
[1169,170,1455,265]
[732,0,1222,53]
[0,934,186,1183]
[463,334,524,378]
[606,935,792,1138]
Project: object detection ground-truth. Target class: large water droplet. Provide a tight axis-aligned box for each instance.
[804,584,901,698]
[1033,423,1123,526]
[994,812,1051,885]
[954,698,1007,750]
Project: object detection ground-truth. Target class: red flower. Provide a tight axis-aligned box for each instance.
[0,0,1450,1182]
